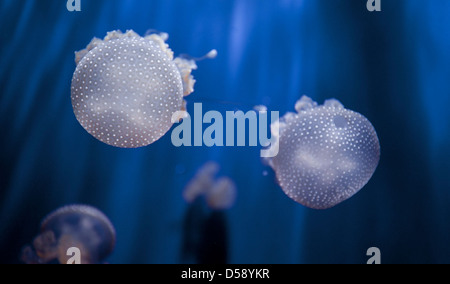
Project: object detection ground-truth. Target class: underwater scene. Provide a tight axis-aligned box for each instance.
[1,0,450,265]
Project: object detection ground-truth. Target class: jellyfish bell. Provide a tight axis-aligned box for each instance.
[71,30,216,148]
[41,205,116,264]
[205,177,237,210]
[22,205,116,264]
[183,162,220,203]
[265,96,380,210]
[183,162,237,210]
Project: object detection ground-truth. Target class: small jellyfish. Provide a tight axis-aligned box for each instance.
[22,205,116,264]
[71,30,216,148]
[183,162,237,210]
[265,96,380,209]
[182,162,234,264]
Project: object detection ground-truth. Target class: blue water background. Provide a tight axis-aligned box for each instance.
[0,0,449,263]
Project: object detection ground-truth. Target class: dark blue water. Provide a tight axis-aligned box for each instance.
[1,0,449,264]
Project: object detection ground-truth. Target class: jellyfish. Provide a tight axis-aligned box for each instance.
[71,30,217,148]
[183,162,237,210]
[265,96,380,209]
[21,205,116,264]
[181,162,235,264]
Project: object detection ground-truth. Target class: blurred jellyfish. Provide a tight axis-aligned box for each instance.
[183,162,237,210]
[21,205,115,264]
[265,96,380,209]
[181,162,236,264]
[71,30,217,148]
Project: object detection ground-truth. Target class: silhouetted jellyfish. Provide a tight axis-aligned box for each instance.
[21,205,115,264]
[71,30,217,148]
[181,162,236,264]
[265,96,380,209]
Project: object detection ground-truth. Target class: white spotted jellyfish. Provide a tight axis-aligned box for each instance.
[265,96,380,209]
[21,205,116,264]
[71,30,217,148]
